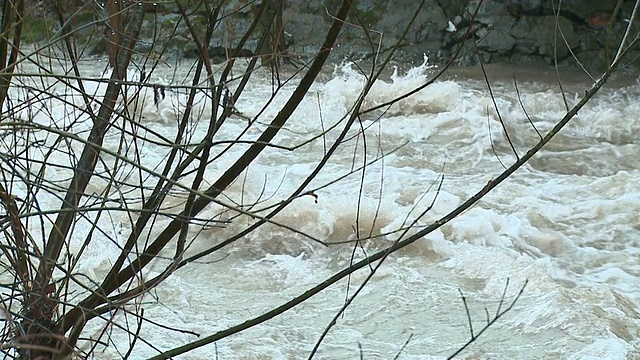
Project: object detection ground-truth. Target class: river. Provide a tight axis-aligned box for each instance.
[4,57,640,359]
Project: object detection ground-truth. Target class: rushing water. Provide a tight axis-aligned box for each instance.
[4,58,640,359]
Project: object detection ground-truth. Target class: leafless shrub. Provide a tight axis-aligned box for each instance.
[0,0,637,358]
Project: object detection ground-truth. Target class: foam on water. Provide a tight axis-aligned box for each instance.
[4,59,640,358]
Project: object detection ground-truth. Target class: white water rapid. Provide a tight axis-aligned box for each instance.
[3,58,640,359]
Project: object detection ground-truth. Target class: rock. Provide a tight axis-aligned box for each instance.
[465,0,510,24]
[288,0,448,63]
[518,0,543,14]
[579,31,599,51]
[28,0,635,69]
[477,28,516,54]
[544,0,619,20]
[438,0,467,20]
[563,49,608,73]
[620,50,640,69]
[565,48,640,73]
[283,12,327,49]
[374,0,447,40]
[512,15,579,59]
[451,41,481,66]
[597,20,639,49]
[225,0,254,14]
[510,53,547,65]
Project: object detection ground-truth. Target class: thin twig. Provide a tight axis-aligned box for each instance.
[448,279,528,359]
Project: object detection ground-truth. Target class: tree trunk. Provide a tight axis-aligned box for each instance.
[107,0,121,68]
[257,0,285,69]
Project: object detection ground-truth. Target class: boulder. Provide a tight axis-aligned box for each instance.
[518,0,543,14]
[374,0,448,41]
[544,0,619,20]
[477,28,516,54]
[512,15,579,59]
[465,0,510,24]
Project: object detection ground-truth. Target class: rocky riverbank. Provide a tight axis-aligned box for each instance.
[23,0,640,71]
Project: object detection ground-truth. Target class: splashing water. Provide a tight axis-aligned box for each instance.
[4,58,640,359]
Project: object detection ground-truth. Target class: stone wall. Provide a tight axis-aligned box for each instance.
[280,0,638,71]
[23,0,640,70]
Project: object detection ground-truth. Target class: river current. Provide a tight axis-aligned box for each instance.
[4,58,640,359]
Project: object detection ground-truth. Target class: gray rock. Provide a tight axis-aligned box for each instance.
[564,48,640,73]
[466,0,510,24]
[512,15,579,59]
[374,0,447,40]
[563,49,608,73]
[66,0,632,69]
[544,0,618,19]
[619,50,640,69]
[477,28,516,54]
[510,53,547,65]
[597,20,639,49]
[580,31,599,51]
[283,12,327,48]
[438,0,468,20]
[225,0,254,14]
[518,0,543,14]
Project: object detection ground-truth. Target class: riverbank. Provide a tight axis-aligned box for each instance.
[21,0,640,72]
